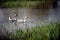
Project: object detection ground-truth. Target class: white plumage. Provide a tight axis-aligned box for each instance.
[17,16,28,24]
[9,17,12,21]
[9,16,28,24]
[9,17,17,21]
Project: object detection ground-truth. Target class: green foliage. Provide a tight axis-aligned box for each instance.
[0,0,54,5]
[1,1,39,8]
[1,1,52,10]
[7,22,60,40]
[0,0,53,2]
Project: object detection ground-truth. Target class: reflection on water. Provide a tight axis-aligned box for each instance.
[0,7,60,35]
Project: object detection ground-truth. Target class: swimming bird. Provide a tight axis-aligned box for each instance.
[17,16,28,24]
[9,17,17,23]
[8,16,28,24]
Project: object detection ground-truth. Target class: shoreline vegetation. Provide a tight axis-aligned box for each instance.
[0,1,53,10]
[0,22,59,40]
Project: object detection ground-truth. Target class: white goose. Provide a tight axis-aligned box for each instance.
[9,16,28,24]
[17,16,28,24]
[9,17,17,23]
[9,17,12,21]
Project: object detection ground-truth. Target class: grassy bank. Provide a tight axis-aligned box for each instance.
[1,1,52,9]
[1,22,59,40]
[1,1,38,8]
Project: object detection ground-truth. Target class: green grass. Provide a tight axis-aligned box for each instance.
[1,1,39,8]
[5,22,59,40]
[1,1,52,9]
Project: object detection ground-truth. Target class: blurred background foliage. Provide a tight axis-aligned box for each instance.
[0,0,54,4]
[0,0,54,9]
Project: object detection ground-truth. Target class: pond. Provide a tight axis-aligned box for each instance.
[0,5,60,35]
